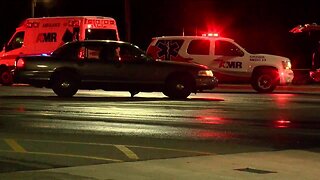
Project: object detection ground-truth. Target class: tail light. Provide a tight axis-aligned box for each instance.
[15,58,25,69]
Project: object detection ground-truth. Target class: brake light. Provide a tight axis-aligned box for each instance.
[15,58,25,69]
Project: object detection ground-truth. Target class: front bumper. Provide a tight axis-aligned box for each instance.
[196,76,219,90]
[279,69,294,85]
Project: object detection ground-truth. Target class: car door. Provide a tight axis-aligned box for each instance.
[74,43,120,85]
[210,40,250,78]
[113,43,162,88]
[184,39,213,66]
[1,31,25,67]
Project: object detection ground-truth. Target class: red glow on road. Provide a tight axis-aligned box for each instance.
[197,116,228,125]
[196,131,235,139]
[17,106,25,112]
[272,94,294,107]
[274,120,291,128]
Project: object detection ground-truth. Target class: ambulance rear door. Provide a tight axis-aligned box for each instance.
[82,17,119,41]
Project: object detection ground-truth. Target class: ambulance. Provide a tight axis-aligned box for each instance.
[0,16,119,85]
[147,34,294,93]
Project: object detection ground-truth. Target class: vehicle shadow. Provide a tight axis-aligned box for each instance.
[0,96,224,102]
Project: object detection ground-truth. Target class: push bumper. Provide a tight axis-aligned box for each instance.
[196,76,219,90]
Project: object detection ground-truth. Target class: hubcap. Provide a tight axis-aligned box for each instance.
[61,82,70,88]
[258,75,272,89]
[176,84,185,90]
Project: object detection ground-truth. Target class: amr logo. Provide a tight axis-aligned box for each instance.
[36,32,57,42]
[216,60,242,69]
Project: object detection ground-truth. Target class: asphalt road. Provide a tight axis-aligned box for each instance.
[0,85,320,173]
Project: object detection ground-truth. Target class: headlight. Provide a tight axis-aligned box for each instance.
[198,70,213,77]
[282,60,292,70]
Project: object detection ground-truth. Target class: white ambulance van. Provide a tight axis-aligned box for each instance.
[147,35,294,93]
[0,16,119,85]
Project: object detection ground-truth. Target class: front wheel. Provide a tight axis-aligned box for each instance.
[251,69,277,93]
[0,69,13,86]
[52,73,79,97]
[164,76,192,99]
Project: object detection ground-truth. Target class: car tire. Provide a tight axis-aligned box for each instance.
[164,76,192,99]
[129,91,139,97]
[0,69,13,86]
[52,73,79,97]
[251,69,277,93]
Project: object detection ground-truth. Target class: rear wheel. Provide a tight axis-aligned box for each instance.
[0,69,13,86]
[52,73,79,97]
[164,76,192,99]
[251,69,277,93]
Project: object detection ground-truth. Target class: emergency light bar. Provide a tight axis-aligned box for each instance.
[26,22,40,28]
[202,33,219,37]
[68,20,80,27]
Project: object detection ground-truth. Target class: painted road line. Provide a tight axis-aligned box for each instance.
[20,139,214,155]
[114,145,139,160]
[0,149,122,162]
[4,139,26,153]
[0,158,52,169]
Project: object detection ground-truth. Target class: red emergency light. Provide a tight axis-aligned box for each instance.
[68,20,80,27]
[26,22,40,28]
[202,33,219,37]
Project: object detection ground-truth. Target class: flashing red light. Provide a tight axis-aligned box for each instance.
[68,20,80,27]
[202,33,219,37]
[26,22,39,28]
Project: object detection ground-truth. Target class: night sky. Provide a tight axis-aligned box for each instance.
[0,0,319,57]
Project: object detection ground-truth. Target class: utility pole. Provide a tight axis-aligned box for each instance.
[124,0,131,42]
[31,0,37,17]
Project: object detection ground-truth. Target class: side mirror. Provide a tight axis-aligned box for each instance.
[2,44,6,51]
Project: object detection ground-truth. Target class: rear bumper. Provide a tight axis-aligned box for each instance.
[12,69,51,87]
[196,76,219,90]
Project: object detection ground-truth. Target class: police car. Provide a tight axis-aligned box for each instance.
[147,34,294,93]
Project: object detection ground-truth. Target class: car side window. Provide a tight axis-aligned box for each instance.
[99,45,120,62]
[6,31,25,52]
[79,45,101,60]
[52,43,79,59]
[215,40,244,57]
[187,40,210,55]
[118,44,146,62]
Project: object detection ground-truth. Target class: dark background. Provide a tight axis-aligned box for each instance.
[0,0,318,57]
